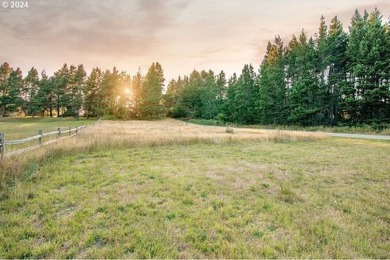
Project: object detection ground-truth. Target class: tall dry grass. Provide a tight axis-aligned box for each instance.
[0,119,327,184]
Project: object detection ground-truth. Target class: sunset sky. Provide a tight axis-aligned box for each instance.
[1,0,389,83]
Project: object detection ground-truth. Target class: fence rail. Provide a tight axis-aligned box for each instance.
[0,125,86,158]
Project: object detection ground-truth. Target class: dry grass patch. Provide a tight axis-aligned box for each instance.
[1,119,326,182]
[71,119,327,146]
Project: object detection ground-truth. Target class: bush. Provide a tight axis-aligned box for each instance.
[225,127,234,134]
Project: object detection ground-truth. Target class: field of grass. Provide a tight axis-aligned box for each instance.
[0,117,96,140]
[0,119,389,258]
[188,118,390,135]
[0,117,96,152]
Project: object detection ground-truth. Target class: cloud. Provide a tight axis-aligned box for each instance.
[0,0,389,82]
[0,0,192,64]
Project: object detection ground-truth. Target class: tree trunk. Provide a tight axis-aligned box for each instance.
[1,105,6,117]
[49,106,53,117]
[56,104,60,117]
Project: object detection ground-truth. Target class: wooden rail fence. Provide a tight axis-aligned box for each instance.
[0,125,86,158]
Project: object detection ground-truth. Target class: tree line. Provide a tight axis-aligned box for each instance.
[167,9,389,126]
[0,62,165,119]
[1,9,389,126]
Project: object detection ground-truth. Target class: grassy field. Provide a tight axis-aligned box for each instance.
[188,118,390,135]
[0,117,96,139]
[0,117,96,152]
[0,119,389,258]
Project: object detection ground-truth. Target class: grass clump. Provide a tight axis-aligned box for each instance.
[225,127,234,134]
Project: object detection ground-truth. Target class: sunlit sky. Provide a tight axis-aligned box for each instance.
[1,0,389,83]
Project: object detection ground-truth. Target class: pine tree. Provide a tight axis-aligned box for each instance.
[199,70,219,119]
[215,70,227,120]
[180,70,203,118]
[362,9,389,123]
[100,69,115,117]
[287,31,324,125]
[52,64,70,117]
[23,67,40,117]
[234,64,258,124]
[165,76,187,118]
[326,16,348,125]
[84,67,103,118]
[225,73,238,122]
[36,71,55,117]
[345,9,390,124]
[132,69,143,118]
[258,36,287,124]
[0,62,13,117]
[316,15,330,124]
[140,62,165,118]
[70,65,86,119]
[345,10,368,123]
[7,68,24,115]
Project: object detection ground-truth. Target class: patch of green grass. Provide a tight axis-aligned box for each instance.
[186,118,390,135]
[0,117,96,152]
[188,118,225,126]
[0,117,96,139]
[0,138,389,258]
[246,124,390,135]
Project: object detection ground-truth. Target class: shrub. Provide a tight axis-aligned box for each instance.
[225,127,234,134]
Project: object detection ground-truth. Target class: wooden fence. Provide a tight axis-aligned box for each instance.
[0,125,86,158]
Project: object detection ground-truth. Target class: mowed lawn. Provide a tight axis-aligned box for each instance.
[0,120,389,258]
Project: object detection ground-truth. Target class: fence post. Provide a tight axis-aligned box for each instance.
[0,133,4,159]
[58,127,61,138]
[76,126,78,134]
[69,127,71,136]
[38,129,43,145]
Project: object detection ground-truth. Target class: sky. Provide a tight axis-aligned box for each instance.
[0,0,389,83]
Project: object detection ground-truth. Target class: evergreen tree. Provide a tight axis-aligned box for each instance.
[84,67,103,118]
[100,69,115,117]
[70,65,86,119]
[132,69,143,118]
[258,36,287,124]
[361,9,389,123]
[316,15,331,124]
[199,70,219,119]
[0,62,13,117]
[140,62,165,118]
[230,64,258,124]
[37,71,55,117]
[214,70,227,120]
[287,31,325,125]
[225,73,239,122]
[167,76,188,118]
[52,64,69,117]
[7,68,24,114]
[115,71,132,119]
[326,16,348,125]
[345,9,390,124]
[181,70,203,118]
[23,67,40,117]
